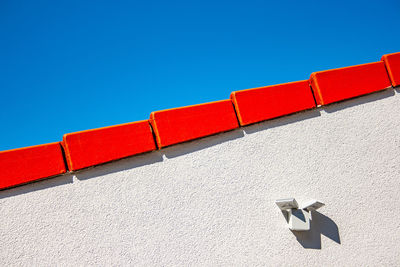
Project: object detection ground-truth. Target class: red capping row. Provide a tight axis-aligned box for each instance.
[62,120,156,171]
[309,61,392,106]
[150,100,239,148]
[382,52,400,87]
[0,142,67,190]
[231,80,316,126]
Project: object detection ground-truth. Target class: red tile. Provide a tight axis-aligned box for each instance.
[63,120,156,171]
[0,142,67,189]
[231,80,316,126]
[309,61,392,105]
[150,100,239,148]
[382,52,400,87]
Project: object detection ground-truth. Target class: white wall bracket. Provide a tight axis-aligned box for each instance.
[275,198,324,231]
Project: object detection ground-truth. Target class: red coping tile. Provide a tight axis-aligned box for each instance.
[63,120,156,171]
[0,142,67,189]
[309,61,392,105]
[382,52,400,87]
[150,100,239,148]
[231,80,316,126]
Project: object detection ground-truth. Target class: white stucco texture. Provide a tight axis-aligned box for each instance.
[1,88,400,266]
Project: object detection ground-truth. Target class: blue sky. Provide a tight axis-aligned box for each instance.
[1,0,399,151]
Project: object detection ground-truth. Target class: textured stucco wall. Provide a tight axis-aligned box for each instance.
[1,88,400,266]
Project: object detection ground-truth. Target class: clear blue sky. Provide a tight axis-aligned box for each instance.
[1,0,399,151]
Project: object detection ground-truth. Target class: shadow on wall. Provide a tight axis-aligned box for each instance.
[162,128,244,159]
[323,88,395,113]
[0,174,73,199]
[243,109,321,135]
[291,211,341,249]
[74,150,164,181]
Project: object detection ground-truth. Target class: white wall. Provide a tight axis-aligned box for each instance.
[1,88,400,266]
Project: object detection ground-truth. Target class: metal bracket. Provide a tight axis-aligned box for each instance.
[275,198,324,231]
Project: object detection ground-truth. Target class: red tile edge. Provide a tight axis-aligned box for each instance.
[309,73,323,106]
[381,52,400,87]
[150,100,239,148]
[309,61,392,105]
[149,113,162,149]
[231,80,316,126]
[63,120,156,171]
[230,93,244,126]
[61,140,73,171]
[0,142,67,190]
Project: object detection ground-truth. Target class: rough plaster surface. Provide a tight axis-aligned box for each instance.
[1,89,400,266]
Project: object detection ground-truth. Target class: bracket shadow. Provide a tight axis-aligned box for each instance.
[291,211,340,249]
